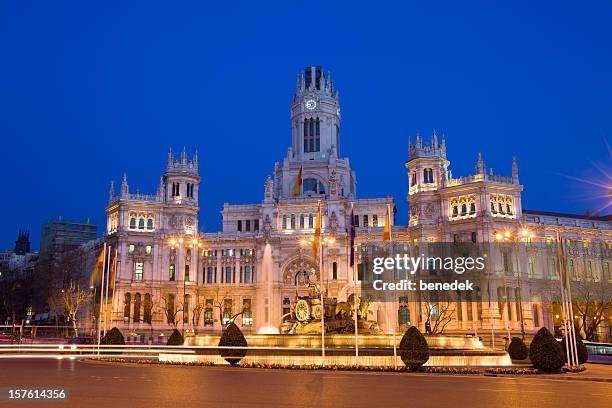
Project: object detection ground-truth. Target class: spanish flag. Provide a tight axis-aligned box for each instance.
[292,164,303,196]
[312,201,321,260]
[89,246,106,287]
[383,204,392,241]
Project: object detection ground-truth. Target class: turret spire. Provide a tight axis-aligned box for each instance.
[109,180,115,201]
[476,152,485,175]
[121,173,129,195]
[512,156,519,183]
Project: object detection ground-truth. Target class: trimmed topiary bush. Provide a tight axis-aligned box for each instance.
[101,327,125,345]
[507,337,528,360]
[561,333,588,365]
[167,329,184,346]
[399,326,429,370]
[529,327,564,372]
[218,322,247,366]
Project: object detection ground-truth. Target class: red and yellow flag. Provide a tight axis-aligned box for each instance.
[89,246,106,287]
[293,164,303,196]
[383,204,392,241]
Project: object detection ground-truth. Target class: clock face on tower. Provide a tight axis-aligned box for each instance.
[305,99,317,110]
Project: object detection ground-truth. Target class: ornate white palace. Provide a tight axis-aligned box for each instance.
[104,66,612,342]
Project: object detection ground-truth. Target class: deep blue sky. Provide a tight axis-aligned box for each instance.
[1,1,611,249]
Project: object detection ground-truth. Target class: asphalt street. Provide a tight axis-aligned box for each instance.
[0,359,609,408]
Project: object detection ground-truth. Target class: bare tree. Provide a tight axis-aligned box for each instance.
[191,294,206,328]
[57,283,91,337]
[571,279,612,341]
[421,290,456,334]
[156,294,183,329]
[211,287,245,328]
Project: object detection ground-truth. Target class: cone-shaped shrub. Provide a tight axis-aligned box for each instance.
[529,327,564,372]
[561,334,588,365]
[167,329,184,346]
[218,322,247,366]
[101,327,125,345]
[399,326,429,370]
[507,337,528,360]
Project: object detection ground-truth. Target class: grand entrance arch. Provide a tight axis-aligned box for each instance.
[282,257,318,286]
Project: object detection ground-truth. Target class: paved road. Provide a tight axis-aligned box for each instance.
[0,359,610,408]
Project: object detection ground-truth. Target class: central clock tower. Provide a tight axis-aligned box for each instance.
[291,66,341,161]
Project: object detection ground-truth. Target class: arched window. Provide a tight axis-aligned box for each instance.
[143,293,152,324]
[423,168,434,184]
[303,178,325,195]
[146,218,153,230]
[290,215,296,229]
[166,294,175,324]
[138,218,145,229]
[133,293,141,323]
[461,204,467,215]
[452,206,458,216]
[491,201,496,213]
[332,262,338,280]
[124,293,131,322]
[469,203,476,214]
[129,218,136,229]
[498,203,504,214]
[300,215,305,229]
[506,203,512,215]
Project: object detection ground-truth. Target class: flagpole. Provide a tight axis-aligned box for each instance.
[350,203,359,365]
[97,242,107,353]
[110,247,118,329]
[388,204,398,370]
[103,245,112,336]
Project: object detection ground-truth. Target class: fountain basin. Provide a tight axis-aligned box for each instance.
[160,334,511,366]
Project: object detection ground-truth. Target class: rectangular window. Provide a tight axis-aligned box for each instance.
[225,266,232,284]
[237,220,242,232]
[207,266,214,284]
[372,215,378,227]
[242,299,252,326]
[169,264,175,281]
[254,219,259,231]
[185,264,190,282]
[354,214,359,227]
[134,262,143,281]
[363,215,369,227]
[204,299,214,326]
[332,262,338,280]
[246,220,251,232]
[244,265,251,283]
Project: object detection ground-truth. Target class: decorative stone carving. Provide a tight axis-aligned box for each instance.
[329,170,338,196]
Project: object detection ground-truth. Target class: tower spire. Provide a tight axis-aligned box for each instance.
[121,173,129,195]
[181,146,187,165]
[109,180,115,201]
[167,148,173,167]
[512,156,519,183]
[432,129,438,149]
[476,152,485,175]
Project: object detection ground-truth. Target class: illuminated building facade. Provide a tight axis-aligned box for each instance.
[105,66,612,342]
